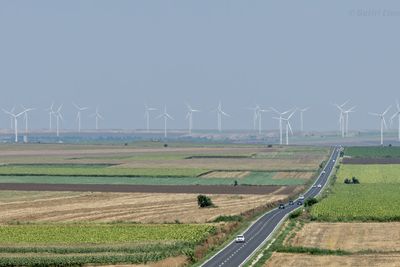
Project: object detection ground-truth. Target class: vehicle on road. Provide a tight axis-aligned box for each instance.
[322,170,326,174]
[317,184,322,188]
[289,200,294,205]
[235,235,245,243]
[312,184,317,188]
[297,201,303,205]
[278,203,285,209]
[299,195,305,200]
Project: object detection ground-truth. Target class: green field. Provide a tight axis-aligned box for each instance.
[0,224,214,244]
[311,184,400,221]
[337,164,400,183]
[0,171,306,186]
[345,146,400,158]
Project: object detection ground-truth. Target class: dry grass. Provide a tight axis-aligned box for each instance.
[0,190,290,224]
[286,222,400,252]
[264,252,400,267]
[200,171,251,178]
[273,171,315,179]
[94,256,187,267]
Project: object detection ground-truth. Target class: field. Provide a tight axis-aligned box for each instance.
[344,146,400,158]
[264,253,400,267]
[337,164,400,183]
[286,222,400,252]
[0,190,295,223]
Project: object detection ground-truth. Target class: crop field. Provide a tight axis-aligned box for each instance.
[264,253,400,267]
[0,190,294,223]
[344,146,400,158]
[286,222,400,252]
[337,164,400,183]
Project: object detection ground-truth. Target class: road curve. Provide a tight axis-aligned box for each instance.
[201,146,341,267]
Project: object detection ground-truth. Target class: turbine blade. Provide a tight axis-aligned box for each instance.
[383,117,388,129]
[383,106,392,116]
[288,122,293,135]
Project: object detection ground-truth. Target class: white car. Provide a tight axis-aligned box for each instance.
[317,184,322,188]
[322,170,326,174]
[299,195,305,200]
[235,235,245,243]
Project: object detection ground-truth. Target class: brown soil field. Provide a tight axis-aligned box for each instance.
[0,183,298,195]
[95,256,187,267]
[0,190,293,223]
[342,158,400,164]
[200,171,251,178]
[264,252,400,267]
[273,171,315,179]
[286,222,400,252]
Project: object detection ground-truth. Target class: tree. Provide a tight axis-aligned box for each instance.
[234,180,238,186]
[197,195,214,208]
[304,197,318,207]
[352,176,360,184]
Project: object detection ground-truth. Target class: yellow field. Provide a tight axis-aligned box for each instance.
[200,171,251,178]
[273,171,314,179]
[286,222,400,252]
[265,252,400,267]
[0,190,292,224]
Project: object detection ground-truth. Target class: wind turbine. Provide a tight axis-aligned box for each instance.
[298,107,310,132]
[390,100,400,141]
[256,107,270,135]
[334,100,349,138]
[73,103,89,133]
[4,107,15,130]
[185,103,200,135]
[246,105,261,131]
[343,106,356,137]
[270,107,293,145]
[20,105,35,142]
[214,101,230,132]
[90,107,103,130]
[157,106,174,138]
[2,109,26,143]
[369,106,391,146]
[144,104,157,132]
[54,105,63,137]
[45,102,55,131]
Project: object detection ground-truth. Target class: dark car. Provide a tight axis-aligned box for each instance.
[278,203,285,209]
[289,200,294,205]
[297,201,302,206]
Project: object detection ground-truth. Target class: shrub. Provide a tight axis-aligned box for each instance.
[233,180,238,186]
[197,195,214,208]
[212,215,242,222]
[289,209,302,219]
[344,178,351,184]
[352,176,360,184]
[304,197,318,207]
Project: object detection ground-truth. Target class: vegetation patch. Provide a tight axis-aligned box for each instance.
[345,146,400,158]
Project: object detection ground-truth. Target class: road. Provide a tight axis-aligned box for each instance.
[201,146,341,267]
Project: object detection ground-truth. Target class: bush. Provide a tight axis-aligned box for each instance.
[212,215,242,222]
[352,176,360,184]
[197,195,214,208]
[304,197,318,207]
[233,180,238,186]
[289,209,302,219]
[344,178,351,184]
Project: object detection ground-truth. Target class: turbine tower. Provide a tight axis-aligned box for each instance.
[45,102,55,131]
[343,106,356,137]
[185,103,200,135]
[144,104,157,132]
[246,105,261,131]
[90,107,103,130]
[2,109,25,143]
[390,100,400,141]
[73,103,89,133]
[270,107,293,145]
[369,106,391,146]
[214,101,230,132]
[257,107,270,135]
[157,106,174,138]
[54,105,63,137]
[4,107,16,130]
[21,105,35,142]
[298,107,310,132]
[334,100,349,138]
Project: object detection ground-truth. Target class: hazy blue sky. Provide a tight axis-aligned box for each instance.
[1,1,400,131]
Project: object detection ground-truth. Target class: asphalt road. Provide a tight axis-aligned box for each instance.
[201,146,341,267]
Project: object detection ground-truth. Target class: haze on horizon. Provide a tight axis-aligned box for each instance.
[0,1,399,132]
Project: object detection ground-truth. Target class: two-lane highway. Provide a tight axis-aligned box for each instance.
[202,146,341,267]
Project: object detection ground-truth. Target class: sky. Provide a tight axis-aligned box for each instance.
[0,1,400,131]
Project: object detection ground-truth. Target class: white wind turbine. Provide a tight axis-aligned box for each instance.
[144,104,157,132]
[4,107,16,130]
[90,107,103,130]
[214,101,230,132]
[390,100,400,141]
[45,102,55,131]
[369,106,391,146]
[343,106,356,137]
[282,111,296,145]
[2,109,26,143]
[334,100,349,138]
[157,106,174,138]
[73,103,89,133]
[256,107,270,135]
[298,107,310,132]
[54,105,63,137]
[185,103,200,135]
[246,105,261,131]
[270,107,293,145]
[21,105,35,142]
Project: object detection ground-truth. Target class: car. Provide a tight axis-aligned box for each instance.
[322,170,326,174]
[278,203,285,209]
[299,195,305,200]
[289,200,294,205]
[317,184,322,188]
[297,201,302,205]
[312,185,317,188]
[235,235,245,243]
[333,159,336,162]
